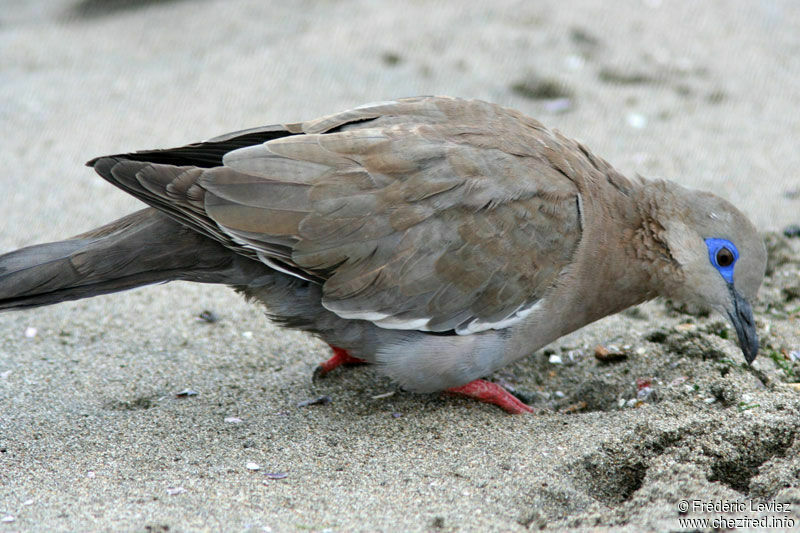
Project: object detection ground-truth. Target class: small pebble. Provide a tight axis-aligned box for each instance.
[636,378,655,401]
[543,98,572,113]
[296,395,332,408]
[87,471,96,478]
[548,354,563,364]
[626,113,647,129]
[594,344,628,363]
[1,516,14,523]
[391,412,402,418]
[783,225,800,238]
[788,351,800,362]
[562,401,587,413]
[0,370,11,379]
[246,462,261,471]
[197,310,219,323]
[22,500,33,506]
[224,417,243,424]
[371,391,395,399]
[564,54,584,70]
[166,487,187,495]
[242,331,254,339]
[24,326,37,338]
[264,472,288,480]
[674,323,697,332]
[175,388,198,397]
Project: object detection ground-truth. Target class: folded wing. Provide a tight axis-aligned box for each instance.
[93,97,583,334]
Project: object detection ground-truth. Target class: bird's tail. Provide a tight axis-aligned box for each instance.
[0,208,270,311]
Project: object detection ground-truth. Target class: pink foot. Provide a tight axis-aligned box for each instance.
[312,345,366,380]
[446,379,534,414]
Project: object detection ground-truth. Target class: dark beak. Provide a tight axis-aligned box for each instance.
[726,284,759,364]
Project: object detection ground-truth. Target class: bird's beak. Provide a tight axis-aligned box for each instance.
[726,284,759,364]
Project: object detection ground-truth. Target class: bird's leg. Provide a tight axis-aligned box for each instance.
[445,379,534,414]
[312,345,366,380]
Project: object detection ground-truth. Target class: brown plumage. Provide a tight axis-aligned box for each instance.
[0,97,766,413]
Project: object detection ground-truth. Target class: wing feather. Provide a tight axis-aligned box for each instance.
[90,97,584,334]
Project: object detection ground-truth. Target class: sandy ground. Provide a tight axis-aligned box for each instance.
[1,1,800,531]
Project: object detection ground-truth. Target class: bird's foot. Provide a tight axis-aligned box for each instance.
[312,345,366,381]
[445,379,534,414]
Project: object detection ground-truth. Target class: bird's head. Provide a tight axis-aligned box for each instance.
[657,184,766,364]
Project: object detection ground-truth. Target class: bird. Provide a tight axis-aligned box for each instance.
[0,97,766,413]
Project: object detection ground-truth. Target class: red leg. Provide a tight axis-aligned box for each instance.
[313,345,366,381]
[446,379,534,414]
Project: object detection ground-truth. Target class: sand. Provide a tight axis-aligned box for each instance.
[1,1,800,531]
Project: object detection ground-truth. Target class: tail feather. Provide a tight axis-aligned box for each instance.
[0,208,271,311]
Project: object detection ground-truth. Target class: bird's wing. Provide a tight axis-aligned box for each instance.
[93,97,583,334]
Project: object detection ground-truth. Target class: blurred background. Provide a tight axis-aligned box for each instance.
[1,0,798,249]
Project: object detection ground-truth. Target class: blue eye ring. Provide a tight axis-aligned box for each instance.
[705,238,739,284]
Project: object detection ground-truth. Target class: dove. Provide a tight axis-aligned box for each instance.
[0,97,766,413]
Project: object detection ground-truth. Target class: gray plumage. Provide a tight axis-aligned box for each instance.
[0,97,766,399]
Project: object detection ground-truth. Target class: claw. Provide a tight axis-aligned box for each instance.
[312,345,366,381]
[445,379,534,414]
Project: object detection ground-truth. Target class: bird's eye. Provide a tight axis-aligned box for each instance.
[716,247,734,267]
[705,238,739,283]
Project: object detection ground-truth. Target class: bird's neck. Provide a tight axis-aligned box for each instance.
[500,178,675,366]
